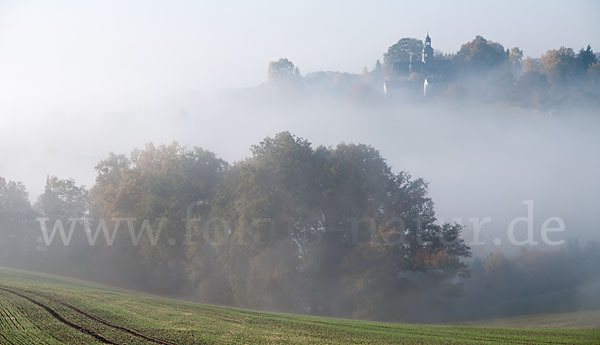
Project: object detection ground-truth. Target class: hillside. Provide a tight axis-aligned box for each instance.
[458,309,600,329]
[0,267,598,344]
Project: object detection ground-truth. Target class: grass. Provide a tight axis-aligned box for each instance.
[458,309,600,329]
[0,267,598,344]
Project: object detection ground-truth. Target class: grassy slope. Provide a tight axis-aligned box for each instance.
[458,309,600,329]
[0,267,598,345]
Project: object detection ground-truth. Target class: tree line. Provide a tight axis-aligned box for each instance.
[266,35,600,109]
[1,132,598,321]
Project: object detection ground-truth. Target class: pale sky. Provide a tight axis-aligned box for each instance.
[0,0,599,109]
[0,0,599,203]
[0,1,599,248]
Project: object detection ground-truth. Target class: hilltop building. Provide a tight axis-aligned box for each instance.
[383,32,438,98]
[422,33,433,64]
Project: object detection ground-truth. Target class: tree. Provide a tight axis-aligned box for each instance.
[374,59,382,71]
[88,144,227,292]
[518,68,550,108]
[522,57,542,74]
[383,38,423,75]
[137,143,227,293]
[199,132,471,319]
[267,58,300,85]
[35,176,90,274]
[541,46,578,86]
[588,63,600,87]
[203,132,320,310]
[509,47,523,65]
[90,153,134,220]
[0,177,37,266]
[366,59,384,85]
[455,35,509,72]
[36,176,89,220]
[577,45,596,70]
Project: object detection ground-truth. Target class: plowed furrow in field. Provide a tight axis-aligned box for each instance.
[3,286,178,345]
[0,287,119,345]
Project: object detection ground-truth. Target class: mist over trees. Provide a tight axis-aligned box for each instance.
[261,35,599,109]
[0,178,38,266]
[88,144,228,292]
[188,133,470,318]
[451,242,600,322]
[1,133,598,322]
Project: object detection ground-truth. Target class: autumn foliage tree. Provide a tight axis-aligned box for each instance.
[90,143,228,292]
[189,132,471,319]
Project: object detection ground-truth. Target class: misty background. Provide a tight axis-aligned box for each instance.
[0,0,599,322]
[1,1,599,248]
[2,100,599,254]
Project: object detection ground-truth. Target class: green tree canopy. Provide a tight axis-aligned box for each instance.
[541,46,578,86]
[383,38,423,74]
[194,132,471,318]
[577,44,596,70]
[0,177,37,265]
[91,143,228,293]
[509,47,523,65]
[36,176,89,220]
[455,35,508,71]
[267,58,300,84]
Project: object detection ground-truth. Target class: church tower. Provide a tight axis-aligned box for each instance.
[422,32,433,64]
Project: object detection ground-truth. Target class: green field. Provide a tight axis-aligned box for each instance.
[0,268,598,344]
[458,309,600,329]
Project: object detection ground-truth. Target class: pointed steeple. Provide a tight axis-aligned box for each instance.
[422,31,433,63]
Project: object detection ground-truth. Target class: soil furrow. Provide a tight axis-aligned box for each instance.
[9,287,179,345]
[0,287,119,345]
